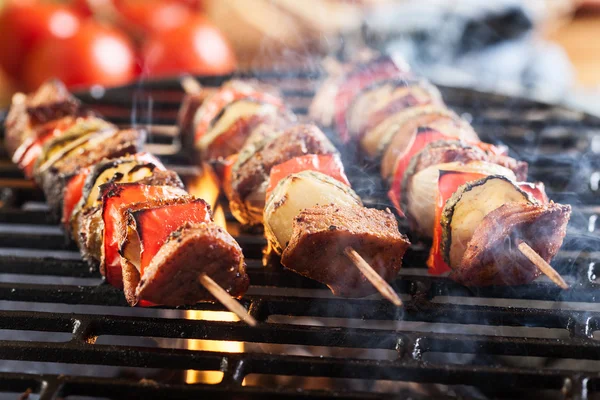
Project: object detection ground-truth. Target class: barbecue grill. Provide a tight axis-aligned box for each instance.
[0,72,599,400]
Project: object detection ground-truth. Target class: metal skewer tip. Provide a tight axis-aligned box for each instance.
[517,240,569,290]
[181,76,203,96]
[198,273,257,326]
[344,247,403,307]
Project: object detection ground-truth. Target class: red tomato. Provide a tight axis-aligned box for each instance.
[173,0,203,10]
[71,0,114,17]
[142,15,236,78]
[266,154,350,200]
[0,1,81,79]
[117,0,192,35]
[22,21,137,91]
[428,171,485,275]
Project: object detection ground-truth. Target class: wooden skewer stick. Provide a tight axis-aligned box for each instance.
[344,247,403,307]
[199,273,257,326]
[181,75,203,96]
[517,240,569,290]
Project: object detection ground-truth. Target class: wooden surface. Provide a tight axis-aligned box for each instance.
[547,12,600,87]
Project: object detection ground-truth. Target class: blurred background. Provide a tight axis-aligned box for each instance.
[0,0,599,114]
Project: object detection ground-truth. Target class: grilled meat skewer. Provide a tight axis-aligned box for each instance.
[178,79,411,298]
[309,55,571,287]
[5,80,250,307]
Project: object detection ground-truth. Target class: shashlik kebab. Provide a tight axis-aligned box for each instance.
[308,54,571,287]
[178,81,410,300]
[4,79,250,308]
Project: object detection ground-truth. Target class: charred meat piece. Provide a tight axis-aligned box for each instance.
[281,204,410,297]
[230,124,337,226]
[118,197,212,304]
[449,202,571,286]
[440,175,534,270]
[38,129,144,217]
[99,183,190,288]
[178,93,205,150]
[4,79,82,158]
[136,222,249,306]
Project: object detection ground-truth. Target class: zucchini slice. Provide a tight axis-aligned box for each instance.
[441,175,534,269]
[406,160,516,238]
[263,170,362,254]
[34,117,115,175]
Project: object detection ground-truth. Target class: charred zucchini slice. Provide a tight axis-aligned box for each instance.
[34,117,115,174]
[440,175,534,269]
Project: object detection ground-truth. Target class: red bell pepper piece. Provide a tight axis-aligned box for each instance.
[266,154,350,199]
[427,170,486,275]
[194,86,284,143]
[61,166,91,226]
[134,199,211,275]
[221,153,238,194]
[387,128,448,217]
[518,181,548,204]
[102,183,186,288]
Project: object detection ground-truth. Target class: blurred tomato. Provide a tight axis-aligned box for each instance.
[0,0,81,79]
[116,0,192,35]
[71,0,114,17]
[173,0,203,10]
[22,21,137,90]
[142,15,236,77]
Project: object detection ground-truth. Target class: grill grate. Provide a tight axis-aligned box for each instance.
[0,73,600,399]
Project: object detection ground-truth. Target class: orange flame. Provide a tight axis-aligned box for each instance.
[185,163,243,384]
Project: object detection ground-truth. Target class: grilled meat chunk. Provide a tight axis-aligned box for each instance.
[229,124,337,226]
[118,196,210,303]
[136,222,249,306]
[5,79,81,158]
[450,202,571,286]
[281,204,410,297]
